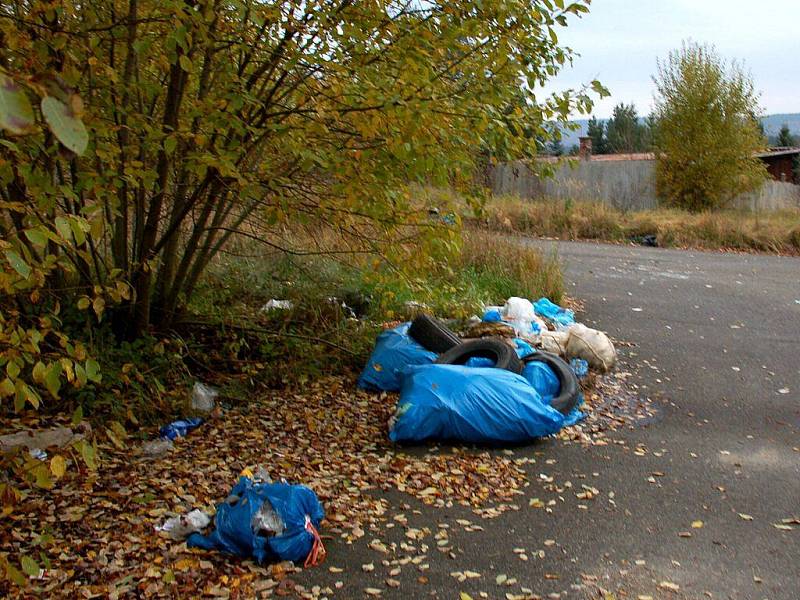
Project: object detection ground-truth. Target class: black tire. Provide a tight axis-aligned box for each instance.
[435,337,523,374]
[408,314,461,354]
[523,351,580,415]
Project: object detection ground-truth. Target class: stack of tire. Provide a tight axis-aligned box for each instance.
[408,314,581,415]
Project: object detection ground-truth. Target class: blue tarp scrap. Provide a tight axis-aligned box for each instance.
[390,364,573,444]
[357,323,437,392]
[534,298,575,329]
[188,477,325,565]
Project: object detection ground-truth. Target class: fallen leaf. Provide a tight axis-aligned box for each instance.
[659,581,680,592]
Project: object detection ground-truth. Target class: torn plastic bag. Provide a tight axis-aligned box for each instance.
[357,323,437,392]
[187,477,325,566]
[389,364,570,444]
[534,298,575,329]
[159,417,203,441]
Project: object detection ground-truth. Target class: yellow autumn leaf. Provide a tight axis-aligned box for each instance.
[50,454,66,478]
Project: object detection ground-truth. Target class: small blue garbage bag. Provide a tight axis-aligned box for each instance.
[389,364,569,444]
[358,323,437,392]
[188,477,325,565]
[534,298,575,329]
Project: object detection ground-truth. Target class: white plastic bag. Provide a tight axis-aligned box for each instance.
[503,297,547,337]
[565,324,617,372]
[261,299,293,311]
[157,509,211,541]
[191,382,219,413]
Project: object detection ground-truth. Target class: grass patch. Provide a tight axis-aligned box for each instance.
[182,227,563,393]
[476,196,800,254]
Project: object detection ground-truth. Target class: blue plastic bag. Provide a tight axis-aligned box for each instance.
[390,365,570,444]
[522,361,560,401]
[159,417,203,440]
[482,309,502,322]
[513,338,535,359]
[188,477,325,565]
[534,298,575,329]
[570,358,589,379]
[358,323,437,392]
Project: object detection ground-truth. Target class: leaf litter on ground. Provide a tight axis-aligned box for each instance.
[2,353,651,598]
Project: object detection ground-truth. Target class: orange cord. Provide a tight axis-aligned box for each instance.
[303,517,326,568]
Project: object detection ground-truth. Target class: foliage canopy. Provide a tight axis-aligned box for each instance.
[0,1,600,413]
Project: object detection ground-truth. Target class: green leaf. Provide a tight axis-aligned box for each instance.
[76,296,91,310]
[24,228,48,247]
[164,136,177,155]
[69,218,86,246]
[74,363,87,386]
[6,360,20,379]
[178,55,193,73]
[44,362,62,398]
[85,358,101,383]
[33,464,53,489]
[20,555,40,578]
[79,440,96,470]
[54,216,72,241]
[71,404,83,425]
[4,250,31,279]
[0,73,35,135]
[40,96,89,155]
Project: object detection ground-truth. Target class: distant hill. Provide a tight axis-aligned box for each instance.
[557,113,800,150]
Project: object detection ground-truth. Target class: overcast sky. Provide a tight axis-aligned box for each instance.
[540,0,800,119]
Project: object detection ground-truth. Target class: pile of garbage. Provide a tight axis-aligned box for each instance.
[358,297,617,445]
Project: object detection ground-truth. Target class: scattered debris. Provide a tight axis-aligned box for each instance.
[261,299,294,311]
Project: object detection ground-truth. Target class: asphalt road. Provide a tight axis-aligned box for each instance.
[305,241,800,600]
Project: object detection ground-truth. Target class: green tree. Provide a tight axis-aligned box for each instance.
[586,115,606,154]
[605,103,649,153]
[777,124,796,147]
[0,1,602,412]
[652,42,767,211]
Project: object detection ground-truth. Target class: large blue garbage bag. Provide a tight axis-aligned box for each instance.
[534,298,575,328]
[389,364,569,444]
[358,323,437,392]
[187,477,324,564]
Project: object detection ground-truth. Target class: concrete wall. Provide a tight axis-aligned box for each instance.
[488,159,800,212]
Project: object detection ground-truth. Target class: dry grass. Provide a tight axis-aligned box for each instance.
[477,196,800,255]
[457,228,564,304]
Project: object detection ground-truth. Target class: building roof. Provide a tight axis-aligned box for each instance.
[754,147,800,159]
